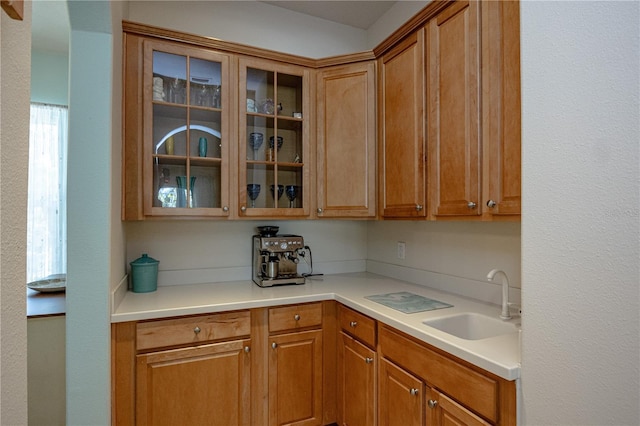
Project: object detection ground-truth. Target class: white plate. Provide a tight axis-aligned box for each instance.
[27,274,66,293]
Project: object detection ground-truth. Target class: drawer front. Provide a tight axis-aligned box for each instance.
[379,324,498,423]
[269,302,323,333]
[338,304,376,348]
[136,310,251,351]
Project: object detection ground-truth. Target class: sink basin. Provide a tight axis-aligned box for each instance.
[422,313,518,340]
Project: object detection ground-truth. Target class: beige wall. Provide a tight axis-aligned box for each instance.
[0,3,32,423]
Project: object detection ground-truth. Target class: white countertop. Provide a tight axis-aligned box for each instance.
[112,272,521,380]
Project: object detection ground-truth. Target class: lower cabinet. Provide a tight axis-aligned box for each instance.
[378,358,424,426]
[427,388,491,426]
[136,339,251,426]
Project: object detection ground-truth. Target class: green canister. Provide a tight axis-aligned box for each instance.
[130,253,159,293]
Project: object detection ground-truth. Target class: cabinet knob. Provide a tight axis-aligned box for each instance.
[486,199,497,208]
[365,357,374,364]
[294,314,300,321]
[193,326,201,335]
[222,206,229,212]
[240,205,247,212]
[349,321,358,328]
[416,204,423,211]
[271,342,278,349]
[244,346,250,353]
[410,388,419,396]
[467,201,477,209]
[317,208,323,214]
[428,399,438,409]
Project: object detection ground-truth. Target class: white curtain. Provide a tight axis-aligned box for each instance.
[27,103,68,283]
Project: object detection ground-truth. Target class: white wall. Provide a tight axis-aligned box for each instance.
[520,1,639,424]
[0,3,31,424]
[30,50,69,105]
[366,0,429,48]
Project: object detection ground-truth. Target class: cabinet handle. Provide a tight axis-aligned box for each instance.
[349,321,358,328]
[317,208,323,214]
[193,326,201,335]
[222,206,229,212]
[294,314,300,321]
[486,199,497,208]
[272,342,277,349]
[428,399,438,409]
[467,201,477,209]
[365,357,374,364]
[410,388,419,396]
[240,206,247,212]
[416,204,423,212]
[244,346,250,353]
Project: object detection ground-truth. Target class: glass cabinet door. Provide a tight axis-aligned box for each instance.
[143,41,229,216]
[239,59,309,216]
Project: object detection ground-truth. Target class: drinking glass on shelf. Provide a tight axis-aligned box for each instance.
[270,184,284,206]
[249,133,264,160]
[247,184,261,208]
[285,185,298,208]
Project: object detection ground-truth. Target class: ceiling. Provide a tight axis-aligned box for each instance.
[31,1,397,54]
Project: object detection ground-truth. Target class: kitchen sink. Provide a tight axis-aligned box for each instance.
[422,313,518,340]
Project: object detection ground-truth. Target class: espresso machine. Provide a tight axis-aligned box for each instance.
[252,227,306,287]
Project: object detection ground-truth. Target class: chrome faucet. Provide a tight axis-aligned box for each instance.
[487,269,512,320]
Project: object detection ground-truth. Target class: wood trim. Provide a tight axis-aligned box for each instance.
[322,300,338,425]
[112,322,136,426]
[1,0,23,20]
[251,308,269,426]
[315,51,376,68]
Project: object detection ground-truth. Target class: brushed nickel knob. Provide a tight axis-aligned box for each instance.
[193,326,201,335]
[244,346,250,353]
[467,201,477,209]
[416,204,423,211]
[365,357,374,364]
[222,206,229,212]
[410,388,419,396]
[271,342,277,349]
[486,199,497,208]
[349,321,358,328]
[294,314,300,321]
[428,399,438,409]
[240,205,247,212]
[317,208,323,214]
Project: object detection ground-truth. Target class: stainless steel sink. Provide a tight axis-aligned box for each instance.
[422,313,518,340]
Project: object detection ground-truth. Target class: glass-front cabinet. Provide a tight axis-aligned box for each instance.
[143,40,230,217]
[239,58,310,217]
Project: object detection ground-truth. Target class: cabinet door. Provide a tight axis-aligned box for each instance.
[337,332,376,426]
[427,1,482,217]
[427,388,491,426]
[316,61,376,218]
[136,339,251,426]
[269,329,323,426]
[482,0,521,217]
[239,58,311,217]
[141,39,231,217]
[379,30,427,218]
[378,358,424,426]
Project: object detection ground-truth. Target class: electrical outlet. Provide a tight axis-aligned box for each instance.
[397,241,406,259]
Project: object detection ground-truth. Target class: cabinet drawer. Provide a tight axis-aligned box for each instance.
[269,302,322,333]
[379,324,499,423]
[338,304,376,348]
[136,310,250,351]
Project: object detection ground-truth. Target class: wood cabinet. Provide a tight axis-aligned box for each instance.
[238,58,311,218]
[427,0,482,218]
[112,310,252,425]
[378,358,424,426]
[122,34,232,219]
[337,305,377,426]
[316,61,377,218]
[378,324,516,426]
[378,31,427,218]
[268,303,324,426]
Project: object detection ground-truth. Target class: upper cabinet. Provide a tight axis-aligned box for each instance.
[238,58,311,217]
[123,35,232,219]
[427,0,482,218]
[316,61,377,218]
[379,31,427,218]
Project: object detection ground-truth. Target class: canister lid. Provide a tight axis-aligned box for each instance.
[130,253,159,266]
